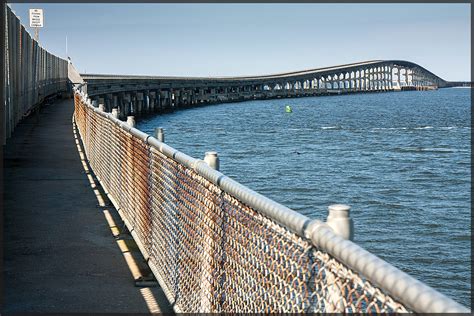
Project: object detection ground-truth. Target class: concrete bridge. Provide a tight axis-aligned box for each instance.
[3,5,470,314]
[80,60,449,119]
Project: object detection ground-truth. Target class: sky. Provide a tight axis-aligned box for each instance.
[9,3,471,81]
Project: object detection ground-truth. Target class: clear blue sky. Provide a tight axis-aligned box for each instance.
[9,3,471,81]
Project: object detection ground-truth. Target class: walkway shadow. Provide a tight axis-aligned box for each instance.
[2,98,173,314]
[72,112,174,314]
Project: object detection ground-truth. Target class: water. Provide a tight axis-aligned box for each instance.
[138,88,471,308]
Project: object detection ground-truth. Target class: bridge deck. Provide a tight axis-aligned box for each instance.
[3,98,172,313]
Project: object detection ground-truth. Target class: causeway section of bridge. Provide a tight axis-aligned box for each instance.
[81,60,450,120]
[3,3,461,146]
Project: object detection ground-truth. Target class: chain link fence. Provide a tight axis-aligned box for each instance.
[74,90,469,314]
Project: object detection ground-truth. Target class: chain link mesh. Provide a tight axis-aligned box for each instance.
[74,94,409,313]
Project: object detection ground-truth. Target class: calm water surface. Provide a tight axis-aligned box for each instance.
[138,88,471,307]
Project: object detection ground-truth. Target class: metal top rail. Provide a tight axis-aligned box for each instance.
[75,87,469,313]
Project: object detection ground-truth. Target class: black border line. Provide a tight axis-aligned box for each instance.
[2,0,472,3]
[4,0,474,3]
[0,0,5,311]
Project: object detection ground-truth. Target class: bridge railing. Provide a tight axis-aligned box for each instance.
[3,5,68,144]
[73,88,469,313]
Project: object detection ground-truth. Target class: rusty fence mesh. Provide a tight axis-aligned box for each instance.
[73,91,462,313]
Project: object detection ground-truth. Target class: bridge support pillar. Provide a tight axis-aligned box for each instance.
[383,68,386,90]
[364,70,368,91]
[174,90,180,108]
[372,68,378,91]
[368,70,371,91]
[157,91,164,111]
[105,94,113,112]
[388,67,391,90]
[371,70,374,91]
[181,89,186,107]
[164,90,169,110]
[143,91,150,113]
[210,88,216,102]
[155,91,160,111]
[124,93,132,117]
[380,68,383,91]
[396,67,401,89]
[380,69,384,90]
[149,91,156,112]
[191,90,196,105]
[376,69,380,91]
[184,90,191,107]
[183,90,188,106]
[130,94,136,115]
[157,91,162,111]
[189,90,194,105]
[197,88,204,104]
[180,89,185,107]
[183,89,189,107]
[170,89,174,109]
[362,73,366,91]
[375,69,379,91]
[160,91,167,111]
[387,67,392,90]
[136,92,144,115]
[117,94,124,119]
[369,69,373,91]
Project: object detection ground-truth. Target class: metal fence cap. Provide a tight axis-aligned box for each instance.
[328,204,351,212]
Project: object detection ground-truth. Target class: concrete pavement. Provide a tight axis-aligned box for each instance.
[2,97,173,313]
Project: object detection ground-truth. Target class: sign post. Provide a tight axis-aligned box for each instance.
[29,8,43,41]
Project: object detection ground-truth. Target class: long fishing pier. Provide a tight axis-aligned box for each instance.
[2,5,470,314]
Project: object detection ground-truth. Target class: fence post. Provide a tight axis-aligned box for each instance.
[204,151,219,171]
[127,116,135,128]
[326,204,353,240]
[199,151,220,312]
[98,103,105,112]
[154,127,164,142]
[112,108,119,119]
[324,204,352,313]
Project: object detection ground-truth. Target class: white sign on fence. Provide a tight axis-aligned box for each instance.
[29,9,43,28]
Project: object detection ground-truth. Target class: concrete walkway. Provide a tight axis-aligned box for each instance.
[3,98,173,313]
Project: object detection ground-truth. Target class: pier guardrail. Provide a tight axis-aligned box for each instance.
[3,5,68,144]
[73,88,469,313]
